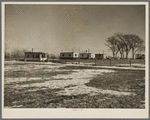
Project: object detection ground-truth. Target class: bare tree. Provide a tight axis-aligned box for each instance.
[105,36,119,57]
[123,34,144,59]
[116,40,125,58]
[106,33,145,59]
[51,54,56,60]
[115,33,132,58]
[11,48,27,60]
[114,34,125,58]
[47,54,56,61]
[5,51,11,59]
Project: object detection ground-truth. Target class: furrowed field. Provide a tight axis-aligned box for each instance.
[4,59,145,108]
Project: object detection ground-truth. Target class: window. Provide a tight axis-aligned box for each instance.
[62,54,64,56]
[27,54,29,58]
[75,54,77,56]
[36,54,39,58]
[82,54,84,57]
[69,54,71,57]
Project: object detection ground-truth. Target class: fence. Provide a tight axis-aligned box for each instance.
[5,57,145,67]
[59,58,145,67]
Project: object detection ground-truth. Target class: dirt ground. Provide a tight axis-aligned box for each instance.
[4,61,145,108]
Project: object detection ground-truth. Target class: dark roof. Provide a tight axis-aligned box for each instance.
[25,52,46,54]
[95,53,104,55]
[60,52,74,54]
[79,52,91,54]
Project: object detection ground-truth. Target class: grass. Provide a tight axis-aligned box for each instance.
[85,69,145,108]
[4,87,145,108]
[86,69,145,92]
[5,70,73,78]
[4,61,145,108]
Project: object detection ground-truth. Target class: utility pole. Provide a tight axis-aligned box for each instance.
[130,58,131,67]
[103,51,104,54]
[78,47,80,64]
[103,51,104,59]
[95,58,97,66]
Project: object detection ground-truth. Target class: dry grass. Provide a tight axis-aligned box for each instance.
[4,61,145,108]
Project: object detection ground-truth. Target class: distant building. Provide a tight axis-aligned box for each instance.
[135,54,145,59]
[79,52,91,59]
[60,52,78,59]
[25,52,47,61]
[95,53,107,59]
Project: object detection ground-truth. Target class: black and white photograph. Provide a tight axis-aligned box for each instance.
[2,2,149,118]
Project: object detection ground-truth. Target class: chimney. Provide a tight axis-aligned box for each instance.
[32,48,33,52]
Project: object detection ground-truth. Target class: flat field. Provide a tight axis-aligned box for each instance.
[4,61,145,108]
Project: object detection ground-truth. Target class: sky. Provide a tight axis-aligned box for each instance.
[5,4,145,56]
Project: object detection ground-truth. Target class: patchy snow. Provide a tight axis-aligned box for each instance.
[56,85,134,96]
[17,69,135,96]
[4,61,142,96]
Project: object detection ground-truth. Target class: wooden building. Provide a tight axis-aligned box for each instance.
[25,52,47,61]
[135,54,145,59]
[79,52,91,59]
[60,52,78,59]
[95,54,107,59]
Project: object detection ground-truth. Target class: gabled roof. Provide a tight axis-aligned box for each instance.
[60,52,77,54]
[95,53,104,55]
[79,52,91,54]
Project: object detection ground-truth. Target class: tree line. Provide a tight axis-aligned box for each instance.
[105,33,145,59]
[5,48,27,59]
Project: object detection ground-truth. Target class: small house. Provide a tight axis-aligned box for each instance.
[60,52,78,59]
[79,52,91,59]
[25,52,47,61]
[135,54,145,59]
[95,53,107,59]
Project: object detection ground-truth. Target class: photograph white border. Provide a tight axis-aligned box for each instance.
[1,2,149,118]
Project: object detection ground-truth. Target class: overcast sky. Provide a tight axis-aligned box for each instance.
[5,4,145,55]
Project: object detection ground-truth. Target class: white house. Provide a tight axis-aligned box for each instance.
[60,52,78,59]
